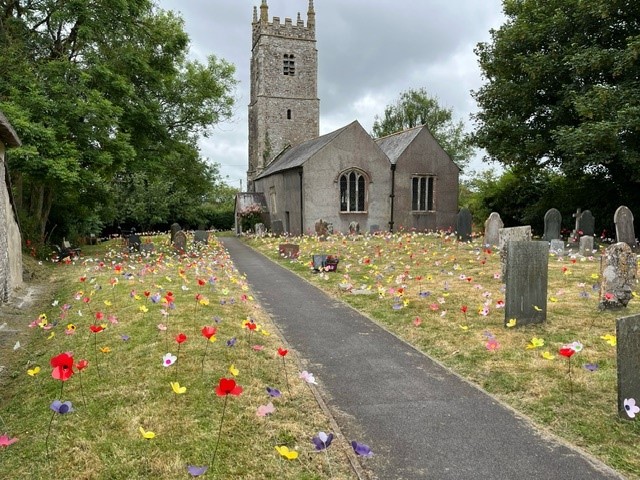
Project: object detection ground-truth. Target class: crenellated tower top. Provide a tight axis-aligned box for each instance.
[252,0,315,47]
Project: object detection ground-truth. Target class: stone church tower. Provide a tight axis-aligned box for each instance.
[247,0,319,191]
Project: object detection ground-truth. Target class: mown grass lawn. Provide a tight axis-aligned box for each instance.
[247,231,640,480]
[0,237,358,479]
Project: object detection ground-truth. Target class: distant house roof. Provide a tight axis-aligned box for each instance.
[374,126,424,165]
[255,121,355,180]
[0,111,21,148]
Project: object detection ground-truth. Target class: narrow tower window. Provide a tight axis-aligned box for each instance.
[283,54,295,76]
[287,109,292,120]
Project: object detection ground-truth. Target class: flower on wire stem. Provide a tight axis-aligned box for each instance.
[210,378,243,470]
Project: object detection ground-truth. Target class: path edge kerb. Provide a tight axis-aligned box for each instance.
[235,238,625,480]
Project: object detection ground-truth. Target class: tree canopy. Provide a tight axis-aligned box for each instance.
[472,0,640,215]
[0,0,238,243]
[372,88,474,169]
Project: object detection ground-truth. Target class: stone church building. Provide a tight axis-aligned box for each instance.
[239,0,459,235]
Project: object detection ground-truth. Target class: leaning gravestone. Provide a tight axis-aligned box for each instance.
[543,208,562,241]
[170,223,182,244]
[615,206,636,248]
[483,212,503,246]
[193,230,209,245]
[579,235,594,256]
[456,208,473,242]
[499,226,532,275]
[616,314,640,420]
[579,210,595,237]
[504,241,549,326]
[599,242,637,309]
[173,230,187,253]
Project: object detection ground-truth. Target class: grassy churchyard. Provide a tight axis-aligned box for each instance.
[0,237,358,479]
[245,231,640,479]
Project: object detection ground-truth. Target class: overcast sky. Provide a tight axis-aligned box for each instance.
[157,0,506,188]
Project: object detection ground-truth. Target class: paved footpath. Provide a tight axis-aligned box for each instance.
[221,238,624,480]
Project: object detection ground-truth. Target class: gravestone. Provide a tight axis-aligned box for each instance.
[456,208,472,242]
[549,239,565,256]
[140,243,155,254]
[599,242,637,309]
[616,314,640,420]
[349,221,360,235]
[543,208,562,241]
[615,206,636,247]
[193,230,209,245]
[499,226,532,275]
[369,225,380,234]
[570,208,582,240]
[579,210,595,236]
[173,230,187,253]
[271,220,284,235]
[504,241,549,326]
[579,235,594,256]
[315,219,329,240]
[483,212,503,246]
[254,223,266,237]
[128,233,142,252]
[170,223,181,244]
[278,244,299,259]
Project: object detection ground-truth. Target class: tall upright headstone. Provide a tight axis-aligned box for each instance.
[499,226,532,275]
[616,314,640,420]
[505,241,549,326]
[614,205,636,248]
[456,208,473,242]
[579,210,595,237]
[599,242,637,309]
[170,223,182,244]
[543,208,562,241]
[173,230,187,253]
[483,212,503,246]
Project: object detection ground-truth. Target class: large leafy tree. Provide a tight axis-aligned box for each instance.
[473,0,640,213]
[0,0,237,242]
[372,87,474,168]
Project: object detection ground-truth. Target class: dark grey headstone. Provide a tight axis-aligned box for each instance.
[599,242,637,309]
[483,212,503,246]
[170,223,182,243]
[456,208,472,242]
[616,314,640,420]
[369,224,380,234]
[543,208,562,241]
[615,206,636,247]
[128,234,141,252]
[173,230,187,252]
[271,220,284,235]
[140,243,155,254]
[579,210,595,236]
[315,219,329,238]
[279,244,299,259]
[505,241,549,326]
[193,230,209,245]
[579,235,594,256]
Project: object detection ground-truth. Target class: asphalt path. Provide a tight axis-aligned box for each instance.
[221,237,624,480]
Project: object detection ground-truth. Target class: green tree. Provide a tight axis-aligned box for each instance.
[473,0,640,214]
[0,0,237,242]
[372,87,474,168]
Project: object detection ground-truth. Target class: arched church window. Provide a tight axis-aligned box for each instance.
[339,169,367,212]
[283,54,295,76]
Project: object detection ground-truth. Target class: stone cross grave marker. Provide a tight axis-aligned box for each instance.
[499,226,532,276]
[543,208,562,241]
[579,210,595,237]
[616,314,640,420]
[599,242,637,309]
[173,230,187,253]
[170,223,181,244]
[579,235,594,256]
[193,230,209,245]
[456,208,472,242]
[505,241,549,326]
[614,205,636,247]
[483,212,503,246]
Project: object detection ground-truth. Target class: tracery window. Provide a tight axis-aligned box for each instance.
[339,170,367,212]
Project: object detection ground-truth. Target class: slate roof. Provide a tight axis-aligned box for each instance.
[374,126,423,165]
[255,121,355,180]
[0,111,21,148]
